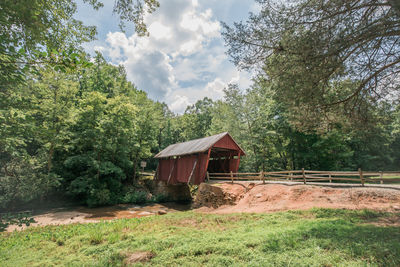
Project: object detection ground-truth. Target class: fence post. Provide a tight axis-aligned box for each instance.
[302,168,306,184]
[359,168,364,186]
[259,171,265,184]
[230,171,234,184]
[380,171,383,184]
[290,172,293,181]
[329,174,332,183]
[206,171,210,182]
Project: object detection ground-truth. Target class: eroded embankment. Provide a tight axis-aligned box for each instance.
[194,182,400,213]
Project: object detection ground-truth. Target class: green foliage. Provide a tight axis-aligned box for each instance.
[120,189,168,204]
[120,191,148,204]
[1,53,164,208]
[222,0,400,127]
[0,209,399,266]
[1,0,398,212]
[207,81,399,172]
[150,193,169,203]
[0,0,158,91]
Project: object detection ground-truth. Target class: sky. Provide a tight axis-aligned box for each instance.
[75,0,258,113]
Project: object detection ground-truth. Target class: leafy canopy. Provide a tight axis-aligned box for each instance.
[222,0,400,127]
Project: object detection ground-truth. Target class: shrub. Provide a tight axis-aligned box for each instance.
[151,193,169,203]
[87,188,112,207]
[121,191,148,204]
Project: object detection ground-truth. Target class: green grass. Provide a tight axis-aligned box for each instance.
[1,208,399,266]
[372,176,400,179]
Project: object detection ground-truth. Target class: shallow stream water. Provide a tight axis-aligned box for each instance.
[6,202,191,232]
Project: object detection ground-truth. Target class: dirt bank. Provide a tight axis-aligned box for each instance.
[194,182,400,214]
[6,202,190,232]
[6,182,400,232]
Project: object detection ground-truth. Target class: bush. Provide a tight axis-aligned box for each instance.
[151,193,169,203]
[120,191,170,204]
[0,157,61,209]
[87,188,112,207]
[120,191,148,204]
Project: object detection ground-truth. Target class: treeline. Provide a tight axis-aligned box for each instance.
[166,83,400,173]
[1,53,165,208]
[2,53,399,208]
[1,0,399,209]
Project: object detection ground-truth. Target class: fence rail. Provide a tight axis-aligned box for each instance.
[207,169,400,186]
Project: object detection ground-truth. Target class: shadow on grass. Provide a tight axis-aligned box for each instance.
[262,209,400,266]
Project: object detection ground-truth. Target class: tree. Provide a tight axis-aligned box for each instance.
[222,0,400,127]
[0,0,159,93]
[180,97,215,140]
[0,69,77,208]
[61,58,161,206]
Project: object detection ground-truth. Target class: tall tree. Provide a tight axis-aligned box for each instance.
[222,0,400,127]
[0,0,159,93]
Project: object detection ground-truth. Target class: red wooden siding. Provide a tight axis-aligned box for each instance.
[155,132,244,185]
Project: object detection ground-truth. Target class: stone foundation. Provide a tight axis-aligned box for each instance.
[146,180,192,202]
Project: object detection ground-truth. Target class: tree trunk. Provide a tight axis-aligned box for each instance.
[47,143,54,173]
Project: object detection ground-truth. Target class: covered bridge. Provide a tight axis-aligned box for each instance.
[154,132,245,185]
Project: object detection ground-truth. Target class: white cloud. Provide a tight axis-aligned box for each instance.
[170,95,190,113]
[180,9,220,36]
[93,0,252,113]
[148,22,172,40]
[205,78,226,99]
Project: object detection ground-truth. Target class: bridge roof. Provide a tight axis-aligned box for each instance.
[154,132,245,158]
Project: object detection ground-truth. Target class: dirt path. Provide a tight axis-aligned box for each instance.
[194,181,400,214]
[6,202,190,232]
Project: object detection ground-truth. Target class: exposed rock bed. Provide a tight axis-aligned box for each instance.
[193,183,247,208]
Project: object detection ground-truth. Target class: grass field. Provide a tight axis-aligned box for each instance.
[1,208,399,266]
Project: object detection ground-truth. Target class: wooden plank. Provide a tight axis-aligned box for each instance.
[203,148,211,180]
[208,172,259,176]
[305,176,334,179]
[324,177,364,182]
[305,170,360,175]
[265,177,297,181]
[265,170,303,174]
[187,157,198,185]
[167,159,176,185]
[331,173,362,176]
[306,173,331,177]
[236,151,241,173]
[265,173,294,178]
[304,178,333,182]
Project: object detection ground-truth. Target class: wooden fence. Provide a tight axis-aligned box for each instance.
[207,169,400,186]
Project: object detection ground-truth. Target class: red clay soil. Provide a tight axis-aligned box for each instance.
[194,182,400,214]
